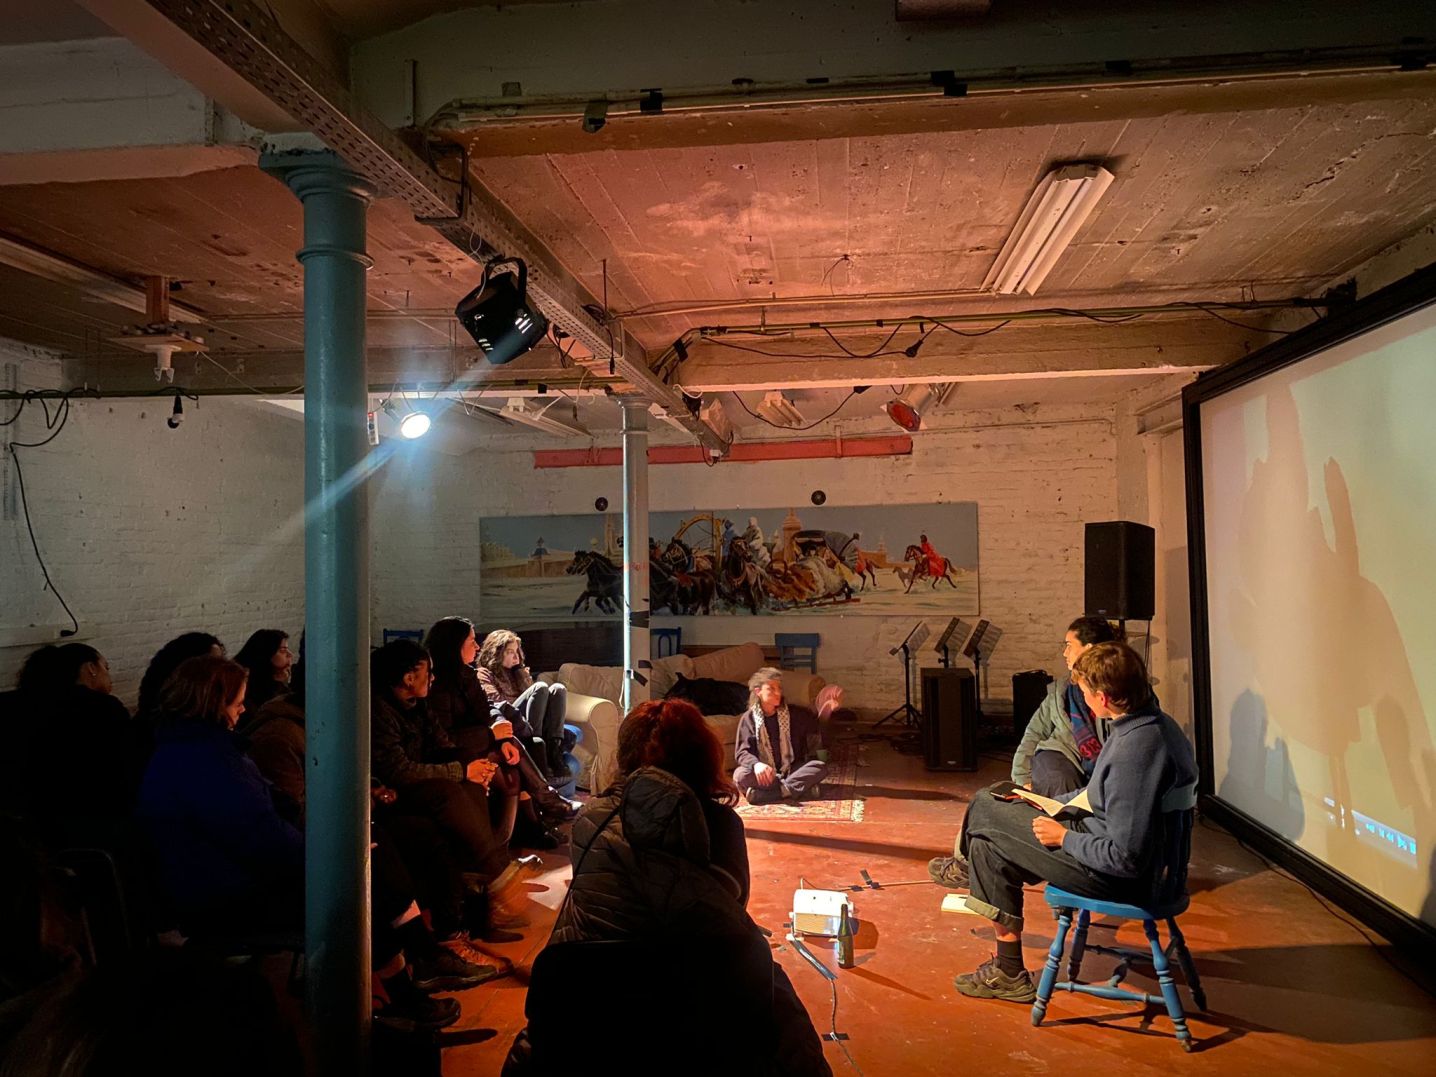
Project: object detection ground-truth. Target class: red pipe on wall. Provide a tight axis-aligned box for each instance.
[532,434,913,468]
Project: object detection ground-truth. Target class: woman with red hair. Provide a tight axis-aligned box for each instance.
[507,698,831,1076]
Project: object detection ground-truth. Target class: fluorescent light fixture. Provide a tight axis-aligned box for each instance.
[648,401,691,433]
[755,390,807,428]
[500,397,591,437]
[382,399,432,439]
[884,383,955,432]
[983,163,1115,296]
[699,398,734,443]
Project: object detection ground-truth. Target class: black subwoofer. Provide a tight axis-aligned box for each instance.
[920,667,978,771]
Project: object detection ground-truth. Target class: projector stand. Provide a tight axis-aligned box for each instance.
[876,641,922,728]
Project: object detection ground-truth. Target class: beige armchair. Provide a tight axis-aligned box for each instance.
[543,643,825,793]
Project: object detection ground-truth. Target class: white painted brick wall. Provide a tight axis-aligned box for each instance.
[371,403,1119,715]
[1,345,306,706]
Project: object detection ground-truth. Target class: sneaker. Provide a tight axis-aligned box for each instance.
[442,933,516,971]
[410,947,501,992]
[374,977,462,1031]
[953,956,1036,1003]
[927,855,970,890]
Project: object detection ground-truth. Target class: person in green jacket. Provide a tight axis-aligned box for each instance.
[1011,616,1124,795]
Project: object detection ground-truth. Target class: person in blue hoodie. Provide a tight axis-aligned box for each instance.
[947,642,1198,1003]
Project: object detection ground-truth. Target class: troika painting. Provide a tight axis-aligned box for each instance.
[478,503,978,621]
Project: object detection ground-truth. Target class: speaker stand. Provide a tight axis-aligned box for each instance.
[876,642,922,728]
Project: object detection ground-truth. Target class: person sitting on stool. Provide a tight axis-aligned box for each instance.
[944,642,1197,1003]
[733,668,827,803]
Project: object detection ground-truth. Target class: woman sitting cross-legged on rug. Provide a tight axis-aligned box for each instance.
[505,698,832,1076]
[733,667,828,803]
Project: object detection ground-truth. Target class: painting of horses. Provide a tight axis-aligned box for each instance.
[478,502,978,622]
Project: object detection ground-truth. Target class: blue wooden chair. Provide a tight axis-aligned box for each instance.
[1031,781,1205,1052]
[651,627,682,659]
[775,632,820,672]
[382,628,424,645]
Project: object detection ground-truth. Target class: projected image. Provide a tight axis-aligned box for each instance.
[1201,303,1436,928]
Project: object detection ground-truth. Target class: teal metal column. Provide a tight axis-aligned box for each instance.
[621,400,651,712]
[261,149,374,1075]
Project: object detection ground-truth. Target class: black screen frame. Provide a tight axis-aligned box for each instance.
[1183,260,1436,958]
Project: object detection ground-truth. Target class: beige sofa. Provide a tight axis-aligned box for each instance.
[541,642,825,793]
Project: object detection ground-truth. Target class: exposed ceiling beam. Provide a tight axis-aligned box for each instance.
[60,346,623,396]
[0,234,204,324]
[672,318,1254,392]
[92,0,729,454]
[0,37,262,185]
[431,69,1436,158]
[355,0,1436,153]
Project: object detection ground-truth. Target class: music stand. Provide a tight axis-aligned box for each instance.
[962,620,1003,717]
[876,621,930,727]
[934,617,974,668]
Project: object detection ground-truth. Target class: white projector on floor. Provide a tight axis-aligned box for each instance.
[792,888,853,937]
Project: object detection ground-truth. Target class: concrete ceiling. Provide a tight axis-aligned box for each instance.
[3,1,1435,431]
[464,93,1436,351]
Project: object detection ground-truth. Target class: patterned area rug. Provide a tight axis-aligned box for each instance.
[735,739,865,823]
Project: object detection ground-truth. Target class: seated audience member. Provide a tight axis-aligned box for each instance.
[946,642,1197,1003]
[232,630,294,728]
[733,668,828,803]
[1012,616,1124,796]
[136,632,225,722]
[426,617,578,847]
[476,630,571,779]
[510,699,831,1076]
[137,656,303,936]
[245,639,505,978]
[243,635,308,821]
[4,644,148,825]
[370,639,530,927]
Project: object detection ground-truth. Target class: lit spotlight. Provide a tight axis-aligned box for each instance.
[383,399,432,439]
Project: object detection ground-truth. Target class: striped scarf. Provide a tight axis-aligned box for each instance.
[1064,681,1103,771]
[754,703,793,774]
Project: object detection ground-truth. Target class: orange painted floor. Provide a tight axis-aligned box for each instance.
[436,726,1436,1076]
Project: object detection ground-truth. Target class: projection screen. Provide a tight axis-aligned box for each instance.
[1189,279,1436,936]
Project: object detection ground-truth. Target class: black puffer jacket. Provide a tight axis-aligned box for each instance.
[541,767,831,1077]
[552,766,745,943]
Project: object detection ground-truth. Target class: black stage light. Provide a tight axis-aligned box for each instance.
[455,258,549,365]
